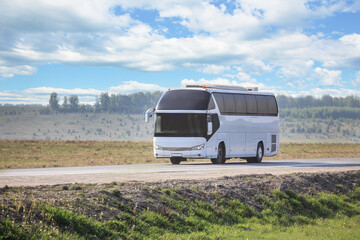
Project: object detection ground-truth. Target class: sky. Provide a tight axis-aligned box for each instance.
[1,0,360,105]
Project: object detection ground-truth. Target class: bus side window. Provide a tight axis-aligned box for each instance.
[245,95,257,114]
[208,96,216,110]
[266,96,278,116]
[235,94,246,114]
[223,94,236,114]
[213,93,224,113]
[256,95,268,115]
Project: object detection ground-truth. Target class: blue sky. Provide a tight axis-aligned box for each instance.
[1,0,360,104]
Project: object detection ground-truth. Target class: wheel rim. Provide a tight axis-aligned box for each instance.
[217,147,223,162]
[258,146,262,159]
[216,147,224,164]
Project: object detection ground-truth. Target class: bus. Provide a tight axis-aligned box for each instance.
[145,84,279,164]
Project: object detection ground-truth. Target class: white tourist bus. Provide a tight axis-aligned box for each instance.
[145,84,279,164]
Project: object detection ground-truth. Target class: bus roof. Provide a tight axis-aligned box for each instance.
[166,85,275,96]
[186,84,257,91]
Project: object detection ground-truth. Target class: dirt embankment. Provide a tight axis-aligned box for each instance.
[1,171,359,222]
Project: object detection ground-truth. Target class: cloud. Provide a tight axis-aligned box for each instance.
[23,87,102,96]
[0,0,359,104]
[109,81,167,93]
[0,65,37,78]
[313,67,342,86]
[181,77,360,98]
[352,71,360,87]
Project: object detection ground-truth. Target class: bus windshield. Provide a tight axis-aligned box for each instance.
[157,90,211,110]
[155,113,206,137]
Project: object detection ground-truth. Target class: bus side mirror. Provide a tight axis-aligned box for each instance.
[145,108,154,123]
[207,115,213,135]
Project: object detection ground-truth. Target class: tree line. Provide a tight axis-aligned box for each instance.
[48,91,163,114]
[280,107,360,120]
[48,92,360,116]
[276,95,360,108]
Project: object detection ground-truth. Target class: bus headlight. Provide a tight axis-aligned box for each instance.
[191,144,205,150]
[154,144,163,150]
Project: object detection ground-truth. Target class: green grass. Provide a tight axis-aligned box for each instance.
[160,215,360,239]
[1,140,360,169]
[1,184,360,239]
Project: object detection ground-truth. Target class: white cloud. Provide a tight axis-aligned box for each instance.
[184,64,231,74]
[0,65,37,78]
[353,71,360,87]
[313,67,342,86]
[109,81,167,94]
[234,67,257,83]
[0,0,359,103]
[201,64,230,74]
[240,59,273,75]
[23,87,102,96]
[181,77,360,98]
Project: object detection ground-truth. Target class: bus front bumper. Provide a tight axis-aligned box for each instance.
[153,137,207,158]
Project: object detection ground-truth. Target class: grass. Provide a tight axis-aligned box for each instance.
[266,142,360,160]
[1,183,359,239]
[0,140,359,169]
[160,215,360,239]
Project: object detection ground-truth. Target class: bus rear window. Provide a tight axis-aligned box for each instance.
[157,90,211,110]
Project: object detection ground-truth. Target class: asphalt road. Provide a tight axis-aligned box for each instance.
[1,158,360,187]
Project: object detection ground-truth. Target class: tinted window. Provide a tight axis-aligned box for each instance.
[266,96,278,115]
[155,113,206,137]
[234,94,246,114]
[246,95,257,114]
[157,90,211,110]
[223,94,236,113]
[256,95,268,114]
[208,96,215,110]
[213,93,224,112]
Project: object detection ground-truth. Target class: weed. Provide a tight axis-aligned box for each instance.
[70,185,82,191]
[110,189,122,198]
[110,181,118,186]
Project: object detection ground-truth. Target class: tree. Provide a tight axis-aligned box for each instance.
[62,96,69,111]
[322,95,333,106]
[94,97,101,112]
[100,93,110,112]
[49,92,59,110]
[69,95,79,112]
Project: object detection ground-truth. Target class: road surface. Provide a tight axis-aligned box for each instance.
[1,158,360,187]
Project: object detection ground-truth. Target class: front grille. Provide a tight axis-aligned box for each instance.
[162,147,191,151]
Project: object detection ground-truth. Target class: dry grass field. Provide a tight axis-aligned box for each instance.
[0,140,359,169]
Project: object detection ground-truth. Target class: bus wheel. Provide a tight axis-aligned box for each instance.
[170,157,182,164]
[246,142,263,163]
[211,143,226,164]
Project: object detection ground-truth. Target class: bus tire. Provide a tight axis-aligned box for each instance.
[211,143,226,164]
[170,157,182,164]
[246,142,263,163]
